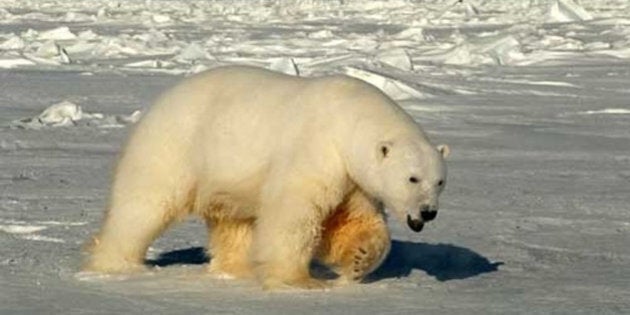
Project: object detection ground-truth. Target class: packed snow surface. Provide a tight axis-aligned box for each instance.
[1,0,629,314]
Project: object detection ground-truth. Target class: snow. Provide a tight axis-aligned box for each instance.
[580,108,630,115]
[0,58,36,68]
[375,48,414,71]
[10,101,141,129]
[20,234,65,243]
[0,225,47,234]
[38,27,77,41]
[1,0,629,314]
[547,0,593,23]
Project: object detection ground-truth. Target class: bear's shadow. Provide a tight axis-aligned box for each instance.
[367,241,502,282]
[146,241,502,282]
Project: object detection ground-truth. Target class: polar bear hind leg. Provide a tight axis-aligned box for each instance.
[84,143,195,273]
[205,216,255,279]
[84,188,189,273]
[317,189,391,284]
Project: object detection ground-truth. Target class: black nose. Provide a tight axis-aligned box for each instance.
[421,210,438,221]
[407,215,424,232]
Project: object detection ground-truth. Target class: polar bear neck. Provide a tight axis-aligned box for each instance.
[322,80,433,198]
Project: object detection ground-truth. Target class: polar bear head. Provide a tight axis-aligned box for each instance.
[351,134,449,233]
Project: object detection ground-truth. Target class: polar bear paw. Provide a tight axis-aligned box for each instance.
[334,237,390,283]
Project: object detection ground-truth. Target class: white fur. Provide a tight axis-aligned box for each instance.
[85,66,448,289]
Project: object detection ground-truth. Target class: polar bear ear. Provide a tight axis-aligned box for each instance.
[377,141,393,161]
[437,144,450,159]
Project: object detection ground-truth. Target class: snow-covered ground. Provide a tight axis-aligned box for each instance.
[1,0,630,313]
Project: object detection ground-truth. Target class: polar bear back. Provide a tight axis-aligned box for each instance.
[113,66,426,216]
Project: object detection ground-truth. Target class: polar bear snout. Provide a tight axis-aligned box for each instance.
[406,205,438,232]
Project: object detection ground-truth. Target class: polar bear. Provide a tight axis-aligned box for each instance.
[84,66,449,289]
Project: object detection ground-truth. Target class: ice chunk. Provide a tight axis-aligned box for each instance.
[0,36,26,50]
[38,101,84,125]
[65,41,97,55]
[59,47,71,64]
[96,7,108,19]
[375,48,413,71]
[463,1,480,18]
[395,27,424,41]
[20,234,65,243]
[440,44,484,66]
[597,47,630,59]
[424,35,524,66]
[0,8,13,20]
[125,60,163,68]
[547,0,592,23]
[91,110,143,129]
[64,11,93,22]
[478,36,524,65]
[344,67,427,100]
[11,101,88,129]
[0,58,36,69]
[349,37,379,51]
[11,101,140,129]
[152,14,171,24]
[188,64,210,75]
[174,43,212,62]
[580,108,630,115]
[35,40,61,58]
[78,30,99,40]
[0,222,64,243]
[21,29,38,40]
[0,225,47,234]
[269,57,299,76]
[134,29,169,45]
[32,41,72,64]
[38,26,77,41]
[90,38,140,57]
[308,30,334,39]
[119,110,142,124]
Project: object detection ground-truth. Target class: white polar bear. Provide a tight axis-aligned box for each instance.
[84,66,449,289]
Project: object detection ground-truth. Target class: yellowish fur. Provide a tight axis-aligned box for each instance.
[83,66,447,290]
[203,187,390,284]
[316,188,390,283]
[205,217,255,279]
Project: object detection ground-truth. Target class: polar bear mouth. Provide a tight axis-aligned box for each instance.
[406,215,424,232]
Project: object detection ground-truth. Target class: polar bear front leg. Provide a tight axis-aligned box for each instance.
[205,217,255,279]
[252,194,328,290]
[317,189,391,284]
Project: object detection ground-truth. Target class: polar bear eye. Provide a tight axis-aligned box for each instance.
[409,176,419,183]
[381,146,389,157]
[437,180,444,187]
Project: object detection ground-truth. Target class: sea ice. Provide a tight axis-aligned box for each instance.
[38,27,77,41]
[174,43,213,63]
[0,58,36,69]
[547,0,593,23]
[580,108,630,115]
[0,225,47,234]
[269,57,300,76]
[344,67,427,100]
[10,100,142,129]
[0,36,26,50]
[375,48,413,71]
